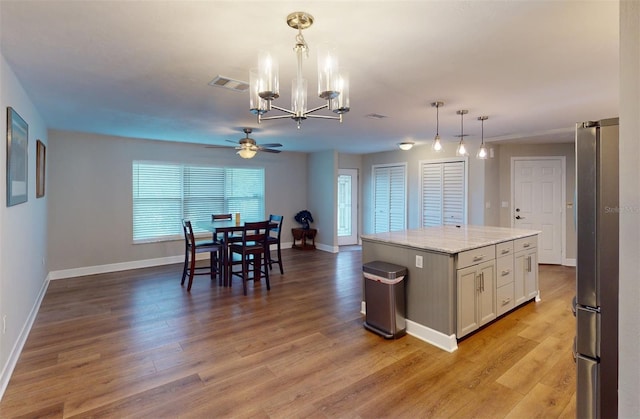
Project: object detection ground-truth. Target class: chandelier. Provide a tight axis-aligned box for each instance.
[249,12,350,129]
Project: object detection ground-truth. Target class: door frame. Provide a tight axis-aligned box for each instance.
[337,168,359,246]
[510,156,566,265]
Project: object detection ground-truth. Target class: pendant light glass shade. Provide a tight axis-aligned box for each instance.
[477,116,488,159]
[431,101,444,152]
[456,109,469,156]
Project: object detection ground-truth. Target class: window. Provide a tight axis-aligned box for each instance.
[373,164,407,233]
[421,159,467,227]
[132,161,264,243]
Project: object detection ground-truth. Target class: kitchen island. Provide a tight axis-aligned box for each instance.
[361,225,540,352]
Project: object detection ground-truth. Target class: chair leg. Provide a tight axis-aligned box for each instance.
[187,248,196,292]
[181,246,189,285]
[276,244,283,274]
[264,253,270,290]
[242,253,249,296]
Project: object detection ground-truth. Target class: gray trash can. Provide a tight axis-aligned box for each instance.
[363,261,407,339]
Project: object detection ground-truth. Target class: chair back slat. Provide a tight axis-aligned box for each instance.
[212,213,233,221]
[243,221,269,244]
[182,219,196,247]
[268,214,284,240]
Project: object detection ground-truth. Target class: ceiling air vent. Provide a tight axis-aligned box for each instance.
[209,76,250,92]
[365,113,388,120]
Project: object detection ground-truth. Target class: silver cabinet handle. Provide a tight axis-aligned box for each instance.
[523,243,531,248]
[501,249,510,255]
[501,297,512,306]
[527,256,532,272]
[501,269,511,276]
[473,255,485,262]
[481,272,485,292]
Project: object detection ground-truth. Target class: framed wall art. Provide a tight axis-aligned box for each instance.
[36,139,46,198]
[6,107,28,207]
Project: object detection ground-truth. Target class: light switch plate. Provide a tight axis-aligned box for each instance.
[415,255,423,268]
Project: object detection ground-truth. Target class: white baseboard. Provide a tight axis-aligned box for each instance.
[48,255,188,280]
[563,258,576,267]
[406,320,458,353]
[361,301,458,353]
[316,243,339,253]
[49,242,296,280]
[0,275,50,400]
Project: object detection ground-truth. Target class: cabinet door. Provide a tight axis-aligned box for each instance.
[478,261,496,326]
[457,265,479,337]
[525,249,538,299]
[515,249,538,305]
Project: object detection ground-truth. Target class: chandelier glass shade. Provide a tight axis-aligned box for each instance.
[456,109,469,157]
[250,12,349,129]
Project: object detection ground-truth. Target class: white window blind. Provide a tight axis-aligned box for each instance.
[132,162,265,243]
[421,160,466,227]
[373,164,406,233]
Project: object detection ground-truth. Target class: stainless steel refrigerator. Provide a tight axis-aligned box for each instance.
[574,117,619,418]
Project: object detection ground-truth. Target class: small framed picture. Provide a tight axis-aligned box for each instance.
[36,139,46,198]
[6,107,28,207]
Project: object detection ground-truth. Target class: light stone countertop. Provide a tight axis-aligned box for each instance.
[360,224,539,254]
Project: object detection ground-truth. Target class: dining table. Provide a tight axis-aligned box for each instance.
[195,217,276,287]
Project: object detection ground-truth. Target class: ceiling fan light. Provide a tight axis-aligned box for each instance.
[398,142,414,151]
[237,148,257,159]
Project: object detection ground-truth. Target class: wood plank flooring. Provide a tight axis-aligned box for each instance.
[0,248,577,418]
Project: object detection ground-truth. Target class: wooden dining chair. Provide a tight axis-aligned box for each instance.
[266,214,284,274]
[211,213,233,242]
[181,219,223,291]
[228,220,271,295]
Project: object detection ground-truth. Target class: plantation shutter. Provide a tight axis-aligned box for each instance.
[373,164,406,233]
[421,160,466,227]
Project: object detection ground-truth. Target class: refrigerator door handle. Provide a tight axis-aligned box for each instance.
[576,305,600,359]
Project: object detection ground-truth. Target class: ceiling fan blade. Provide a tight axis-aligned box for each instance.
[260,148,281,153]
[205,144,234,149]
[225,139,240,144]
[258,143,282,148]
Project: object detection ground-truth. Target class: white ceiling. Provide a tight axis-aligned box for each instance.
[0,1,619,154]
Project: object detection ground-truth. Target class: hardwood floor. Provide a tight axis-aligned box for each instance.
[0,248,577,418]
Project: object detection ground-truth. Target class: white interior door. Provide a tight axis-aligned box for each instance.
[513,158,564,264]
[338,169,358,245]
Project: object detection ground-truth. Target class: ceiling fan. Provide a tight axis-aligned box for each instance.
[207,128,282,159]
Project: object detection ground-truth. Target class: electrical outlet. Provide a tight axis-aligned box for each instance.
[415,255,423,268]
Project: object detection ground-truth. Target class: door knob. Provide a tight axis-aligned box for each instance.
[516,215,525,220]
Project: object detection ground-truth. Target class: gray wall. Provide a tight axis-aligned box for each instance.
[307,150,338,251]
[47,130,308,272]
[619,1,639,414]
[361,144,487,234]
[497,142,576,261]
[0,54,49,387]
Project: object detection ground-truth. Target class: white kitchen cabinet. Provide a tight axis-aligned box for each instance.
[457,258,496,338]
[514,237,538,305]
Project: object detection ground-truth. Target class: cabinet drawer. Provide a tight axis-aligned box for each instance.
[497,282,515,316]
[496,255,514,287]
[458,245,495,269]
[514,236,537,252]
[496,241,514,257]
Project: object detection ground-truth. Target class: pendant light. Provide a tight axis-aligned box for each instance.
[456,109,469,156]
[431,101,444,152]
[477,116,488,159]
